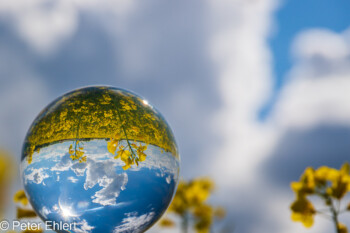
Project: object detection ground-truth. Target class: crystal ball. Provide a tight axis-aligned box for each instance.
[21,86,180,233]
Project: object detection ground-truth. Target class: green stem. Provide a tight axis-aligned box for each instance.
[328,197,341,233]
[110,94,137,159]
[316,190,341,233]
[74,117,81,156]
[182,212,189,233]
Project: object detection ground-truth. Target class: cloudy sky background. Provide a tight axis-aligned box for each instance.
[0,0,350,232]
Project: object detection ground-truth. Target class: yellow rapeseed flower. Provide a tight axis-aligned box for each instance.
[214,207,226,219]
[117,149,131,161]
[162,178,223,233]
[290,162,350,232]
[300,167,316,193]
[14,190,29,206]
[122,157,134,170]
[107,139,119,155]
[17,207,38,219]
[159,218,175,227]
[136,144,147,162]
[0,150,15,218]
[314,166,339,184]
[290,167,316,200]
[328,163,350,199]
[338,223,348,233]
[68,144,74,155]
[175,178,214,209]
[290,196,315,228]
[22,229,43,233]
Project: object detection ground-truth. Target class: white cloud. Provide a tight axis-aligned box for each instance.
[40,206,51,218]
[51,153,74,172]
[53,204,59,211]
[71,162,88,177]
[84,159,128,206]
[68,176,79,183]
[292,29,349,61]
[272,75,350,129]
[77,201,90,209]
[135,145,179,180]
[208,0,278,187]
[0,0,136,55]
[24,143,69,166]
[50,150,128,206]
[74,219,95,233]
[24,168,49,184]
[113,212,155,233]
[51,151,88,176]
[272,28,350,129]
[166,175,171,184]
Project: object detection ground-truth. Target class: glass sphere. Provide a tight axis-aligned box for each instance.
[21,86,180,233]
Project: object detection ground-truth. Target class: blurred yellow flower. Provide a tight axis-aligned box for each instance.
[329,163,350,199]
[214,207,226,219]
[290,197,315,228]
[338,223,348,233]
[107,138,119,154]
[17,207,38,219]
[291,167,316,198]
[135,144,147,162]
[68,141,86,163]
[160,177,225,233]
[159,218,175,227]
[314,166,339,183]
[14,190,29,206]
[185,179,214,206]
[290,162,350,233]
[0,150,15,218]
[122,157,134,170]
[119,149,131,162]
[22,229,43,233]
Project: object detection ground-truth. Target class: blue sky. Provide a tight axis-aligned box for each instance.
[273,0,350,83]
[261,0,350,119]
[0,0,350,233]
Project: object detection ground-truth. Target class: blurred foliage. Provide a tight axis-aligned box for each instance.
[160,177,226,233]
[0,149,15,218]
[290,162,350,233]
[11,190,42,233]
[23,87,178,170]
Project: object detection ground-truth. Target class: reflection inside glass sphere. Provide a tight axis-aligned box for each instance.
[21,86,180,233]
